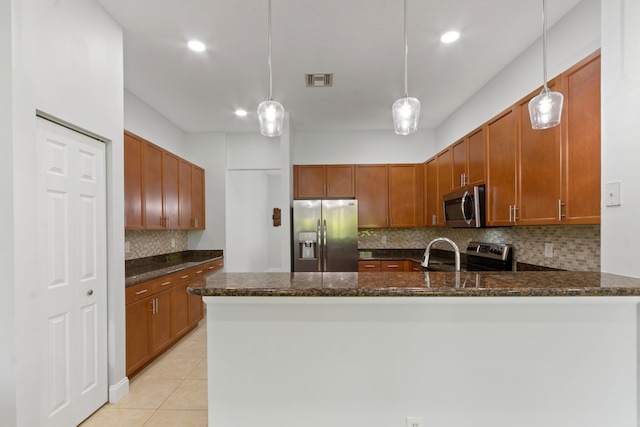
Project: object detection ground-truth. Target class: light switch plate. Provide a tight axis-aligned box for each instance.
[605,182,621,206]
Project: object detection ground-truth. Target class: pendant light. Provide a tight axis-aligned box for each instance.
[528,0,563,129]
[257,0,284,137]
[392,0,420,135]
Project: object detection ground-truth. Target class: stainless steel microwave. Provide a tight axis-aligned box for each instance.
[443,185,486,228]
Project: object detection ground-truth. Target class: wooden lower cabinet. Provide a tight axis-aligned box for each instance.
[173,281,191,339]
[188,277,205,326]
[381,260,405,272]
[126,257,223,377]
[358,260,381,272]
[125,297,152,376]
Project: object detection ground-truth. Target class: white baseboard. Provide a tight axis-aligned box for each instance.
[108,377,129,403]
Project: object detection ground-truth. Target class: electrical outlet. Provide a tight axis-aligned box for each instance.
[381,235,387,244]
[544,242,553,258]
[407,416,423,427]
[124,241,130,253]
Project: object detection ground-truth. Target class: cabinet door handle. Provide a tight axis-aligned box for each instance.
[161,281,171,286]
[513,205,518,221]
[167,217,171,228]
[155,298,159,313]
[136,289,148,295]
[558,199,565,220]
[194,218,199,228]
[150,299,155,313]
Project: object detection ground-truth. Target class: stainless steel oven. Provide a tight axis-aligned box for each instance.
[465,242,514,271]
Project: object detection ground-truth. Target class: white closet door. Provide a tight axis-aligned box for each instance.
[36,117,107,426]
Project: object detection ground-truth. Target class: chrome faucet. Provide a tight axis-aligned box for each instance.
[421,237,461,272]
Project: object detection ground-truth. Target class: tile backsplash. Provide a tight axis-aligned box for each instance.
[125,230,189,260]
[359,225,600,271]
[126,225,600,271]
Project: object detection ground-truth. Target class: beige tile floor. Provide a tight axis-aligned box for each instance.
[80,320,208,427]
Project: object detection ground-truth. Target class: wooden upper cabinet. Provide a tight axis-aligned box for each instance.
[179,159,192,229]
[451,139,467,190]
[486,107,518,226]
[191,166,205,229]
[142,142,165,229]
[388,164,422,228]
[451,127,486,190]
[436,149,452,226]
[294,164,355,198]
[516,79,562,226]
[124,130,206,231]
[163,152,180,229]
[423,158,438,227]
[467,127,486,187]
[124,132,144,229]
[561,51,601,224]
[355,165,388,227]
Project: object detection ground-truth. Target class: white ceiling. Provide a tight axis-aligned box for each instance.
[96,0,583,134]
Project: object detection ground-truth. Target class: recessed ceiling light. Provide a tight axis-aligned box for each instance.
[235,109,248,117]
[188,40,206,52]
[440,31,460,44]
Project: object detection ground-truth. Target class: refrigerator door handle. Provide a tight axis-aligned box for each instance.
[323,219,328,272]
[316,219,322,272]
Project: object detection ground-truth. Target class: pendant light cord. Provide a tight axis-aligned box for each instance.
[268,0,273,101]
[542,0,548,89]
[403,0,408,97]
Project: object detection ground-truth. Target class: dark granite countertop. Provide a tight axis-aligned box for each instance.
[188,271,640,297]
[125,250,223,287]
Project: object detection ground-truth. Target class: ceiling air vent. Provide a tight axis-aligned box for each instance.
[305,73,333,88]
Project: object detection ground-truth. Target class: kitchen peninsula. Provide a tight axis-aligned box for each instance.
[190,271,640,427]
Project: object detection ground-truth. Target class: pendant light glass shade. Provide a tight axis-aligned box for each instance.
[258,99,285,137]
[392,96,421,135]
[528,86,563,129]
[528,0,563,130]
[392,0,420,135]
[257,0,284,137]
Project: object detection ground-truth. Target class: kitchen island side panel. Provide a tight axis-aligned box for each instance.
[205,297,639,427]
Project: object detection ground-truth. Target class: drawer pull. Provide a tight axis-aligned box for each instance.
[387,264,398,268]
[181,275,189,279]
[208,266,215,270]
[136,289,148,295]
[196,270,203,274]
[364,265,376,268]
[161,281,171,286]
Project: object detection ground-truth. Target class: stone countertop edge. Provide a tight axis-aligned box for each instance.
[187,271,640,298]
[125,253,223,287]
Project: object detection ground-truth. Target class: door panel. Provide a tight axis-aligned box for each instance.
[37,118,107,426]
[322,199,358,272]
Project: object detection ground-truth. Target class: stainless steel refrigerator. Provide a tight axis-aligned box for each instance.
[292,199,358,272]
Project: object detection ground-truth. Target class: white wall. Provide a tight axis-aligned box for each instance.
[8,0,125,424]
[0,0,16,424]
[600,0,640,276]
[124,90,185,156]
[293,129,436,164]
[185,132,228,252]
[225,123,292,272]
[207,297,640,427]
[436,0,601,150]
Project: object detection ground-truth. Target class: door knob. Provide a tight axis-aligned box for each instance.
[87,289,94,296]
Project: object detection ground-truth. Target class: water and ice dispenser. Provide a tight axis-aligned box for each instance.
[298,232,317,259]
